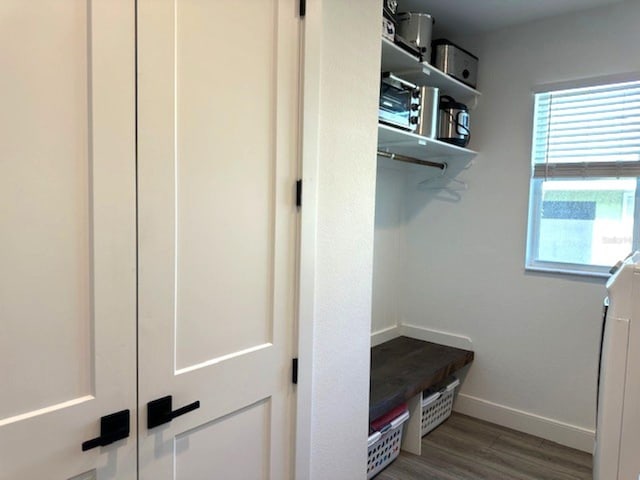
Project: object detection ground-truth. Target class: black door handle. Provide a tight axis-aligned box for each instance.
[82,409,130,451]
[147,395,200,429]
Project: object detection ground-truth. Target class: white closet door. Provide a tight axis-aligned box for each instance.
[0,1,136,479]
[137,1,300,478]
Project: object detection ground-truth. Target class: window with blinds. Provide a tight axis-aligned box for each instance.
[526,80,640,276]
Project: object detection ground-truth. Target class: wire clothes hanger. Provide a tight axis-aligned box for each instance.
[417,160,473,201]
[419,174,468,191]
[418,160,472,191]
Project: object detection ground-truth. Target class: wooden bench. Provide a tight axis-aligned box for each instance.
[370,336,474,454]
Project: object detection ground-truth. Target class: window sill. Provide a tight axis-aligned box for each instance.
[525,265,610,279]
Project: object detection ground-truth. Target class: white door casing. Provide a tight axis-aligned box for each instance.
[0,1,136,479]
[137,0,300,478]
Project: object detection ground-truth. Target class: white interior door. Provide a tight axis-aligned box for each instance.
[137,1,300,478]
[0,1,136,479]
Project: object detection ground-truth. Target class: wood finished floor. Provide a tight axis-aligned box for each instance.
[376,413,592,480]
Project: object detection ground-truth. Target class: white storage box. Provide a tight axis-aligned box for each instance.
[421,377,460,436]
[367,410,410,479]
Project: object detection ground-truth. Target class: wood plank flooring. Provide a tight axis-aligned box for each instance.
[376,413,592,480]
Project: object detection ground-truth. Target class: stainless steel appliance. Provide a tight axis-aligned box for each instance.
[397,12,434,61]
[416,86,439,138]
[383,0,398,22]
[382,17,396,42]
[379,73,421,132]
[382,17,395,42]
[437,95,470,147]
[432,39,479,88]
[393,34,421,60]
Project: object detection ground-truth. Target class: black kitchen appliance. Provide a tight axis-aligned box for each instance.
[383,0,398,23]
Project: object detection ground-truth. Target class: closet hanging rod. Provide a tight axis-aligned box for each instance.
[377,150,447,171]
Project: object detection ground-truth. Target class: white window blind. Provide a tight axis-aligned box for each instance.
[532,80,640,179]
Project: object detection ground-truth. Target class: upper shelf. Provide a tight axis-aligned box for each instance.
[377,123,477,167]
[380,38,481,106]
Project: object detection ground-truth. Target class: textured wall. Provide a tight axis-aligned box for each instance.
[300,0,382,478]
[372,163,406,337]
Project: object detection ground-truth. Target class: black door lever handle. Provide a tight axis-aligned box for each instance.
[82,409,130,451]
[147,395,200,429]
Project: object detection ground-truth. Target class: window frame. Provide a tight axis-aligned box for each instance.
[525,75,640,277]
[526,177,640,277]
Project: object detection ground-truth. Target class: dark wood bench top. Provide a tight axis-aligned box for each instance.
[369,336,474,421]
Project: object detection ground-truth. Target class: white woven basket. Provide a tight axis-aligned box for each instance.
[421,377,460,437]
[367,410,410,479]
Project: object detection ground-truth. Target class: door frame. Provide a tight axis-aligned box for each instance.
[295,2,321,478]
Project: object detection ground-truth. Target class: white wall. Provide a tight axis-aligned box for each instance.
[372,0,640,452]
[297,0,381,478]
[371,162,406,342]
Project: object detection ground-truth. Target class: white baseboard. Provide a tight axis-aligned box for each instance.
[371,323,474,350]
[370,325,401,347]
[400,324,474,350]
[454,393,595,453]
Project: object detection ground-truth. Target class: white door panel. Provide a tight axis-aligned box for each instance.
[175,399,271,480]
[0,1,136,479]
[1,0,92,422]
[173,0,277,369]
[2,0,298,476]
[138,0,299,478]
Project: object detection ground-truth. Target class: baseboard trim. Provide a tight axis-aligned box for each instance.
[454,393,595,453]
[371,324,474,350]
[370,325,401,347]
[400,324,474,350]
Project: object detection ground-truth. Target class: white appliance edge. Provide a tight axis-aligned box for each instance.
[594,252,640,479]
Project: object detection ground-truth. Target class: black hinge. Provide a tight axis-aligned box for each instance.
[299,0,306,17]
[292,358,299,384]
[296,179,302,208]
